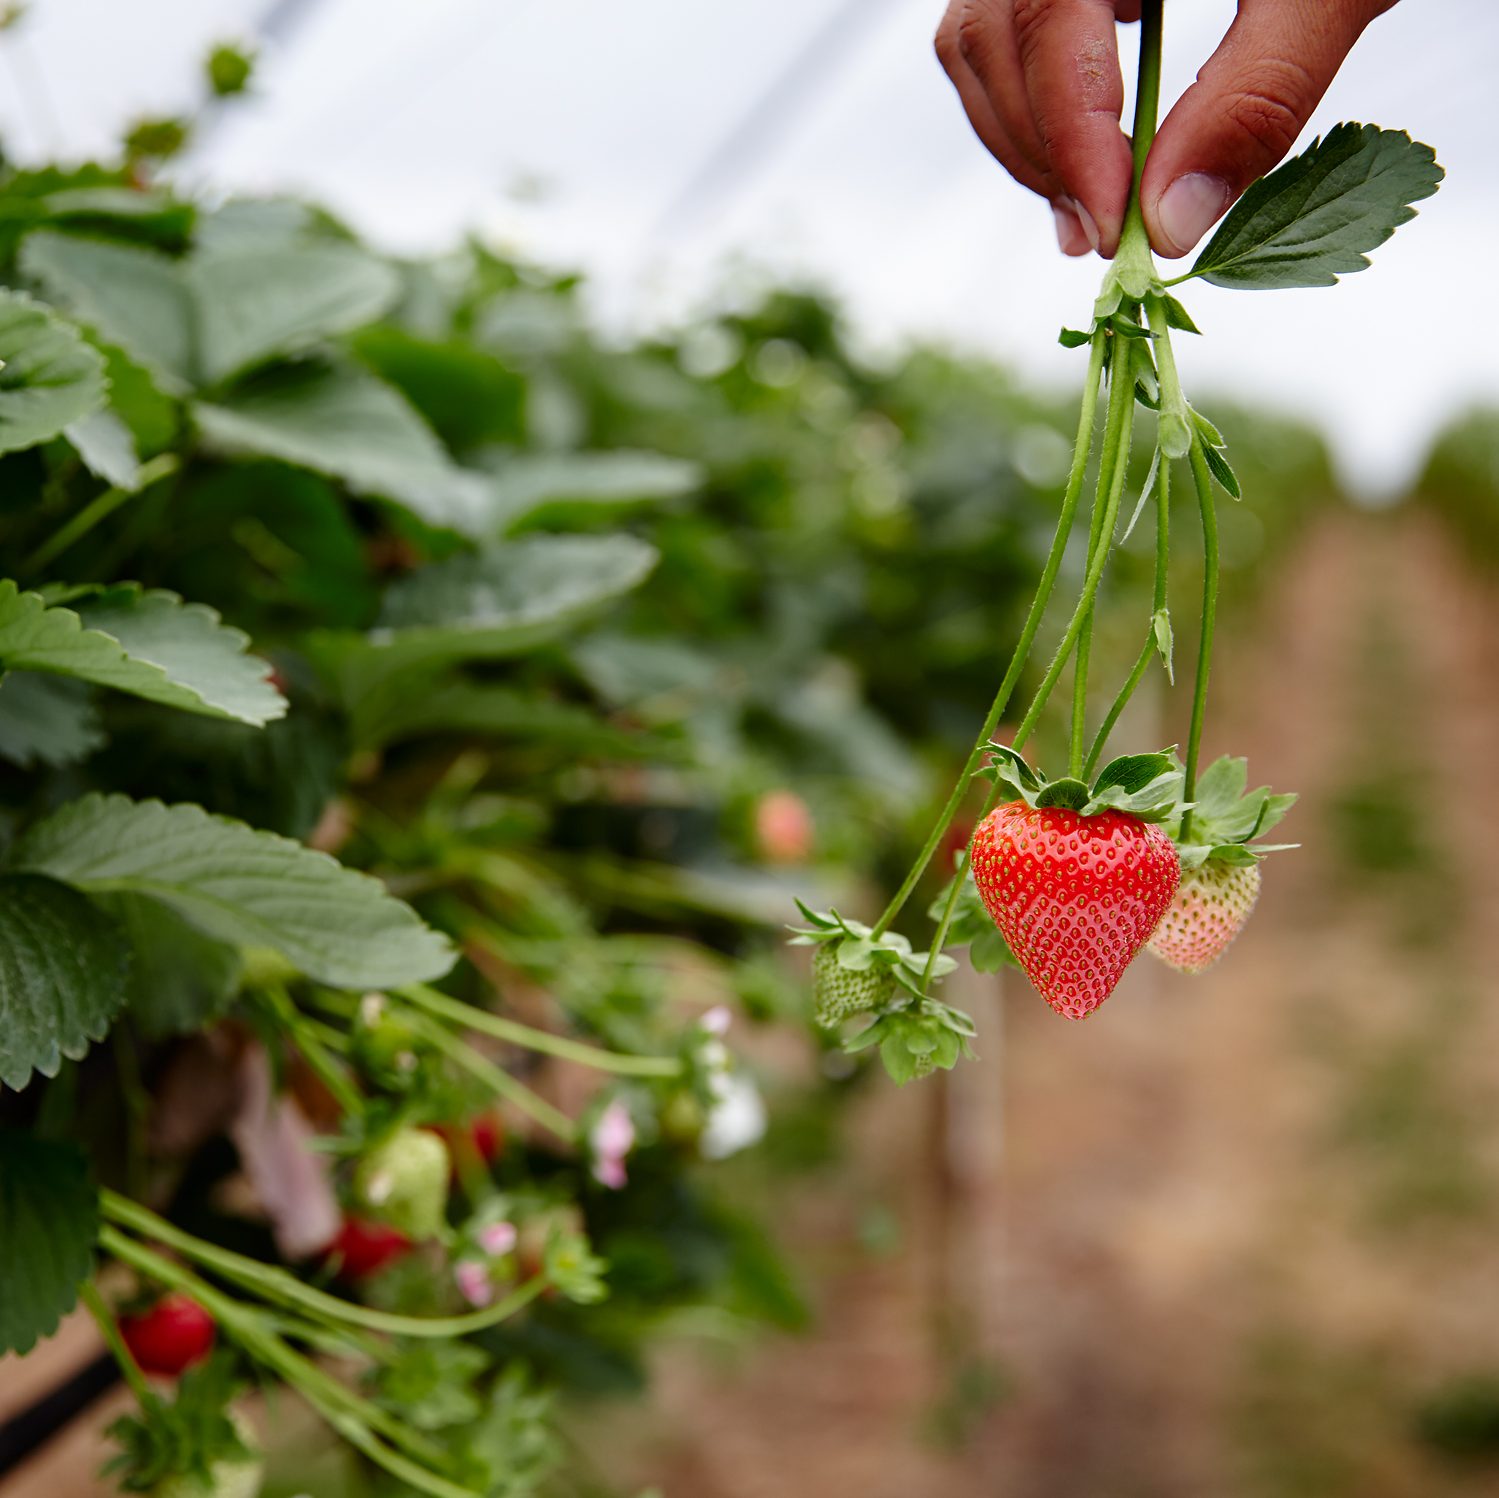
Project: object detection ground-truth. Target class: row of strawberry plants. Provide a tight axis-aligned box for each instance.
[0,15,1392,1495]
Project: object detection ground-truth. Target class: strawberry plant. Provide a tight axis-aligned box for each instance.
[795,0,1441,1067]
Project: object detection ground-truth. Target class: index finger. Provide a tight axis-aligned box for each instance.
[1011,0,1135,254]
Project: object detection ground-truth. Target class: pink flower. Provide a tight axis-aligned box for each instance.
[454,1260,493,1308]
[478,1221,518,1257]
[590,1100,635,1190]
[699,1006,732,1036]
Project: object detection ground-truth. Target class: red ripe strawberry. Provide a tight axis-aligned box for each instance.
[119,1294,216,1376]
[971,802,1180,1018]
[1147,859,1260,974]
[324,1216,412,1281]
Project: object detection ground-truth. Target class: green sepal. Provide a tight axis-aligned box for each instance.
[1093,279,1125,322]
[1058,326,1091,348]
[1158,409,1193,460]
[1162,294,1201,334]
[1109,316,1155,341]
[1163,755,1298,865]
[980,745,1183,821]
[789,905,954,998]
[1120,447,1163,544]
[844,998,977,1086]
[1191,407,1226,448]
[1152,607,1175,683]
[1202,439,1241,498]
[1134,382,1161,411]
[1035,777,1090,811]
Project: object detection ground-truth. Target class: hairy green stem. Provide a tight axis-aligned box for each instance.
[868,332,1108,938]
[1010,338,1137,752]
[398,1005,579,1143]
[398,982,681,1079]
[101,1192,547,1338]
[80,1279,155,1408]
[1085,438,1171,775]
[22,455,180,576]
[261,984,364,1117]
[1181,438,1219,839]
[99,1226,479,1498]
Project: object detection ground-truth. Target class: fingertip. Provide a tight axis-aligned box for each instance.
[1146,172,1231,258]
[1052,199,1092,256]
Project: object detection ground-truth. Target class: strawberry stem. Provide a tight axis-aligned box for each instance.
[1085,413,1171,775]
[398,981,682,1078]
[1009,335,1137,752]
[79,1279,156,1409]
[1181,437,1220,840]
[868,330,1108,938]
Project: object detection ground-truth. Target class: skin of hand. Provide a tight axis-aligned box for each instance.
[935,0,1400,259]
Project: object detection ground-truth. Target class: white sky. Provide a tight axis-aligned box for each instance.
[2,0,1495,496]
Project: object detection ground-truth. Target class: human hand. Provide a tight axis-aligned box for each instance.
[935,0,1399,259]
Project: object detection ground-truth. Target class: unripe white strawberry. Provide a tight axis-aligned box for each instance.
[352,1126,450,1239]
[1147,859,1261,974]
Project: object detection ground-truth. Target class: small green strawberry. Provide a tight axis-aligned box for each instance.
[352,1126,450,1240]
[1146,755,1296,976]
[811,942,894,1027]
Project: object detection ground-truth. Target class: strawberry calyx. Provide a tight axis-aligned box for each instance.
[982,744,1183,822]
[1164,754,1297,870]
[842,998,977,1086]
[788,901,957,1004]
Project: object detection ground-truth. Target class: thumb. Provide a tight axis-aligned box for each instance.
[1140,0,1393,258]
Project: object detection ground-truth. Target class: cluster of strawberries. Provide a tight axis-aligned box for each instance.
[800,749,1294,1040]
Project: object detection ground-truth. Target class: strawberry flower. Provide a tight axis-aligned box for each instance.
[590,1100,635,1189]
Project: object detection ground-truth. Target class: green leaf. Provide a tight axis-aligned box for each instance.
[0,874,130,1090]
[0,671,103,768]
[351,325,526,453]
[1092,751,1176,797]
[375,534,658,659]
[0,1131,99,1354]
[194,362,491,534]
[0,289,107,454]
[1202,440,1241,498]
[489,450,703,534]
[318,535,657,742]
[1057,326,1090,348]
[1187,124,1442,290]
[1193,756,1249,818]
[0,580,286,725]
[359,678,667,757]
[189,243,400,385]
[21,232,195,390]
[97,892,243,1038]
[13,794,455,988]
[65,407,140,489]
[21,231,399,388]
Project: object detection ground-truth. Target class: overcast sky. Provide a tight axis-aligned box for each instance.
[2,0,1495,495]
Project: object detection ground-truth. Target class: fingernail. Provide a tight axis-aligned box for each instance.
[1072,200,1101,253]
[1155,173,1230,255]
[1052,199,1089,256]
